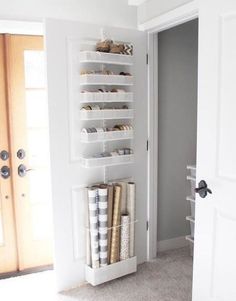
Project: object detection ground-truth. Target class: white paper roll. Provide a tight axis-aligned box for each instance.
[127,182,135,257]
[120,214,130,260]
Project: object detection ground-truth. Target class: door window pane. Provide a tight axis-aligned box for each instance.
[24,51,46,89]
[0,209,4,246]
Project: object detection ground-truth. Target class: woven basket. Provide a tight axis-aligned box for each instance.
[96,40,112,52]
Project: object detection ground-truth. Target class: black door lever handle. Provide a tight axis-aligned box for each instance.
[195,180,212,198]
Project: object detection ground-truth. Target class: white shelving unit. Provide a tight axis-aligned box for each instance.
[80,51,134,66]
[80,154,134,168]
[186,165,196,257]
[81,130,134,143]
[80,92,133,103]
[80,74,133,86]
[78,41,136,285]
[80,109,134,120]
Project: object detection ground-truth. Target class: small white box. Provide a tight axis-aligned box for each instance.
[85,256,137,286]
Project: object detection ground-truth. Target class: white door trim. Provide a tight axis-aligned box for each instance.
[147,4,199,260]
[139,1,198,32]
[0,20,43,35]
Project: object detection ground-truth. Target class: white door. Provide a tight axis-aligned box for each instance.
[193,0,236,300]
[45,19,147,291]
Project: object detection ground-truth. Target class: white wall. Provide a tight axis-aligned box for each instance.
[0,0,137,29]
[137,0,194,25]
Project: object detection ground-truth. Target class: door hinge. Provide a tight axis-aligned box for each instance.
[146,221,149,231]
[146,140,149,151]
[146,53,149,65]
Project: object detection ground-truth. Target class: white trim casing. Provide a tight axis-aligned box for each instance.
[146,3,198,259]
[157,236,189,252]
[147,32,158,260]
[139,1,198,32]
[0,20,43,35]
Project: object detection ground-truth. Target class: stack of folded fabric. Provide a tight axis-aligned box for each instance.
[86,181,136,269]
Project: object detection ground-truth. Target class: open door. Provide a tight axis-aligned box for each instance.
[193,0,236,300]
[45,19,147,291]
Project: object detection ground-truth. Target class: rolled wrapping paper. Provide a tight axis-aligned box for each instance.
[118,182,127,214]
[120,214,130,260]
[88,188,99,269]
[98,187,108,267]
[127,182,136,257]
[107,185,114,264]
[110,185,121,264]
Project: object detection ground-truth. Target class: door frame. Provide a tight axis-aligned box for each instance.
[146,1,199,260]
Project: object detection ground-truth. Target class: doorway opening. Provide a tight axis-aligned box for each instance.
[0,34,54,278]
[152,18,199,298]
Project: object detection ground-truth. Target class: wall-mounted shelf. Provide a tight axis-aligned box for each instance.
[80,51,134,66]
[185,235,194,244]
[80,109,134,120]
[186,196,195,216]
[186,216,195,238]
[80,74,133,86]
[80,154,134,168]
[85,256,137,286]
[81,130,134,143]
[80,92,133,103]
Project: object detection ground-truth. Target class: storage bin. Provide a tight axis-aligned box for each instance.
[81,130,134,143]
[186,196,195,217]
[80,51,134,66]
[80,154,134,168]
[80,92,133,103]
[80,74,134,86]
[85,256,137,286]
[80,109,134,120]
[186,216,195,238]
[187,175,196,199]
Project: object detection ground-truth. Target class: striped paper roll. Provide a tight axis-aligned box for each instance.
[107,185,114,264]
[110,185,121,264]
[88,188,99,269]
[127,182,136,257]
[98,187,108,267]
[120,214,130,260]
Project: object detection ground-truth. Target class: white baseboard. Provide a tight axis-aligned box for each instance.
[157,236,189,252]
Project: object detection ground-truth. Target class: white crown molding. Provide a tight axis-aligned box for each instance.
[0,20,43,35]
[128,0,147,6]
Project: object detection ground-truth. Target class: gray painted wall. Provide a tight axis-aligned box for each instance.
[157,19,198,241]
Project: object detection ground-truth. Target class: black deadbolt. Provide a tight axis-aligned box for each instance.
[17,149,26,160]
[0,150,9,161]
[1,166,10,179]
[195,180,212,198]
